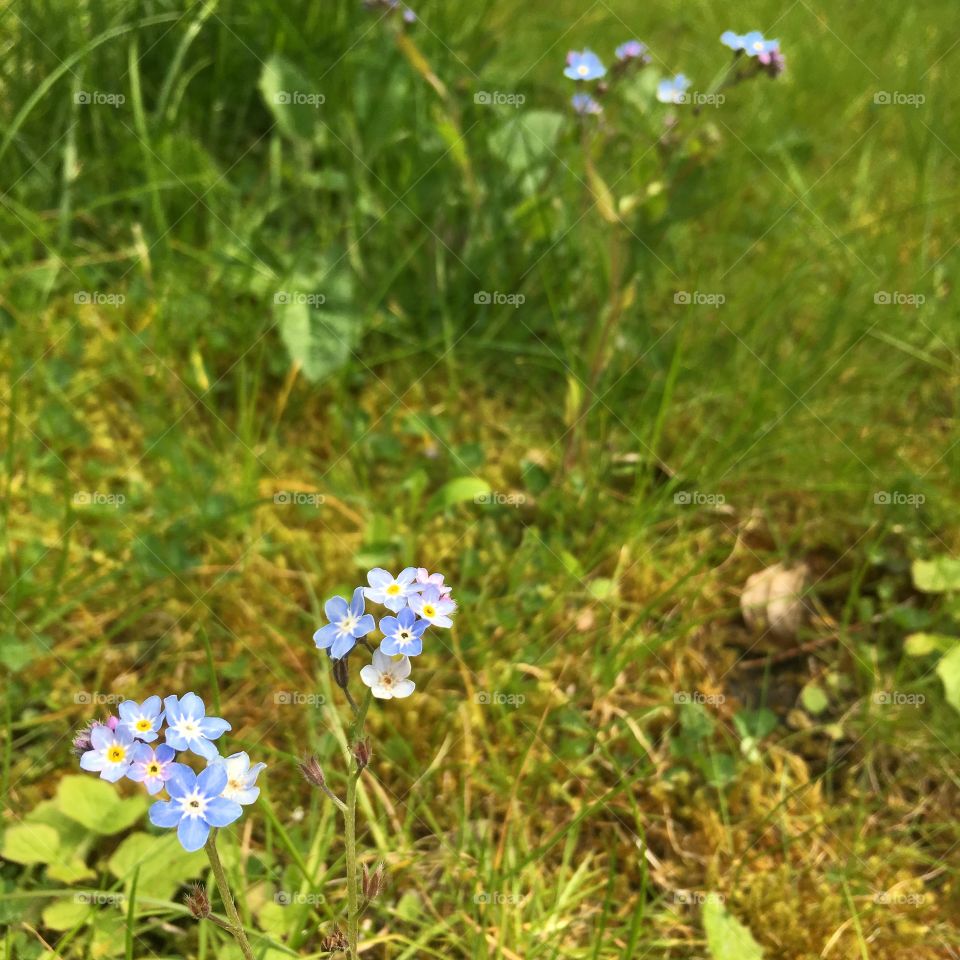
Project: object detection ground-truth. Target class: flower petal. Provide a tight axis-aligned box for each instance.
[359,664,379,687]
[177,815,210,852]
[313,623,339,648]
[205,797,243,827]
[392,679,416,699]
[349,586,366,617]
[324,595,349,622]
[366,567,392,587]
[149,799,182,828]
[166,762,197,798]
[198,763,228,797]
[198,717,231,740]
[330,633,357,659]
[178,692,205,720]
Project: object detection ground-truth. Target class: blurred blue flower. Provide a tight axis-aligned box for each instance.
[363,567,418,613]
[79,724,136,782]
[724,30,779,58]
[117,696,164,742]
[402,6,416,21]
[315,587,376,658]
[720,30,747,51]
[127,742,177,795]
[379,608,429,657]
[149,763,242,852]
[571,93,603,116]
[564,50,606,81]
[163,693,231,761]
[208,751,266,806]
[615,40,649,63]
[656,74,692,104]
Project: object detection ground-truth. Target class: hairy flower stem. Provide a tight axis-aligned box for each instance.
[345,689,372,960]
[204,831,255,960]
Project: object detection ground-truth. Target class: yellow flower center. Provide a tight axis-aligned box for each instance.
[381,675,394,687]
[147,763,160,776]
[577,64,589,76]
[422,604,436,618]
[107,746,125,763]
[136,719,152,732]
[386,583,401,595]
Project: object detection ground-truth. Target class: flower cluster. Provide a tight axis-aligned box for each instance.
[76,693,265,852]
[565,31,785,116]
[313,566,456,700]
[721,29,785,76]
[563,41,650,116]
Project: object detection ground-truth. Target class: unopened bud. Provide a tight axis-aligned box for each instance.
[352,737,372,771]
[298,755,326,788]
[185,884,211,919]
[71,722,96,758]
[362,861,385,901]
[331,655,350,690]
[320,926,348,952]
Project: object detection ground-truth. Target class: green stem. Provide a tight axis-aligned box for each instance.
[344,689,372,960]
[205,831,256,960]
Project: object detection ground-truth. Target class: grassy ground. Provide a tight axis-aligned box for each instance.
[2,0,960,957]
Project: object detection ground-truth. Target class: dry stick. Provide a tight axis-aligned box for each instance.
[205,830,256,960]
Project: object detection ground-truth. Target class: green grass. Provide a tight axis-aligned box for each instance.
[2,0,960,957]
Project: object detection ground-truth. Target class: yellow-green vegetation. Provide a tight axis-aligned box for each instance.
[2,1,960,958]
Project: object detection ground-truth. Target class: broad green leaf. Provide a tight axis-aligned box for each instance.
[108,831,204,900]
[428,477,491,513]
[258,56,320,141]
[277,297,359,384]
[489,111,564,191]
[1,822,60,864]
[912,556,960,593]
[800,684,829,715]
[936,643,960,714]
[48,858,96,884]
[41,898,90,932]
[703,898,764,960]
[56,776,148,835]
[905,632,955,656]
